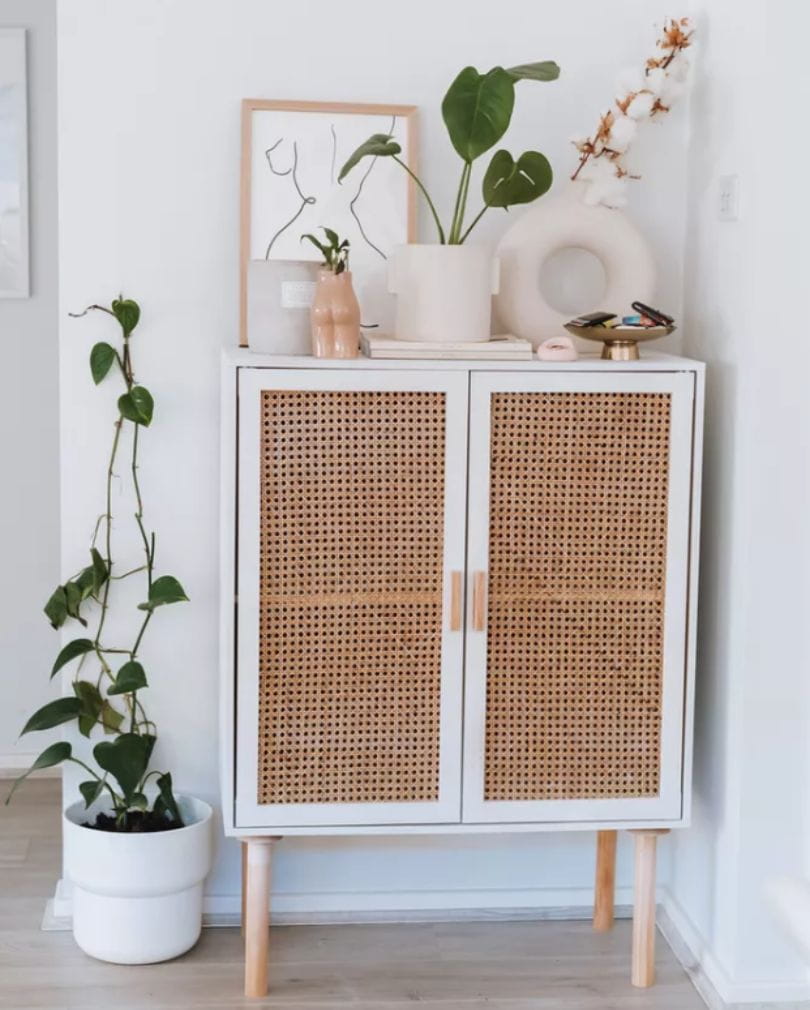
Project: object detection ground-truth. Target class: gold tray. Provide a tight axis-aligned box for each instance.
[564,323,676,361]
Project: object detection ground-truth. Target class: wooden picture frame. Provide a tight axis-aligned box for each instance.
[239,99,418,347]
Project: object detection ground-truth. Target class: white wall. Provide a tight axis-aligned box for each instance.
[667,0,810,1002]
[0,0,58,771]
[56,0,692,914]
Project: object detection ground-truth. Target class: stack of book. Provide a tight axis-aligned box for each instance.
[361,334,532,360]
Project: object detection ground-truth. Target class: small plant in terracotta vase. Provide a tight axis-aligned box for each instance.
[301,227,360,358]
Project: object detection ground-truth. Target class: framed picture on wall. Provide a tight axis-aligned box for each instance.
[239,99,417,347]
[0,28,30,299]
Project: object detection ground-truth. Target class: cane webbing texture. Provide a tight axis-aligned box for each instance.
[484,392,671,802]
[258,389,446,805]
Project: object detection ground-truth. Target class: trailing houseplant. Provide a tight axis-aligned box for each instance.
[339,60,559,343]
[6,297,212,963]
[301,227,361,358]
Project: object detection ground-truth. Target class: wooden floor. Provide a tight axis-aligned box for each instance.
[0,779,705,1009]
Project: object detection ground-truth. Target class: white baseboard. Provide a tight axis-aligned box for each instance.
[660,889,810,1008]
[44,877,632,930]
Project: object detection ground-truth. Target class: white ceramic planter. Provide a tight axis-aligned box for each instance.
[63,794,213,964]
[388,244,499,343]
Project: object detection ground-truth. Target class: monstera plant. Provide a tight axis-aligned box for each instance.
[340,60,559,244]
[7,297,188,832]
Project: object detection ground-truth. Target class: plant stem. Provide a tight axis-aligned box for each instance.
[458,203,491,244]
[93,416,123,658]
[448,162,472,244]
[392,156,446,243]
[131,610,152,660]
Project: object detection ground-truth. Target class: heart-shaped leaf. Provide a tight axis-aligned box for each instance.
[73,566,96,602]
[338,133,402,182]
[5,742,72,804]
[108,660,147,696]
[91,549,108,592]
[79,779,104,808]
[506,61,561,82]
[154,772,183,827]
[90,342,117,384]
[51,638,95,679]
[483,149,553,209]
[118,385,154,427]
[138,575,189,612]
[441,66,515,163]
[94,733,155,804]
[73,680,104,737]
[21,697,82,735]
[44,586,68,629]
[100,702,124,734]
[112,298,140,336]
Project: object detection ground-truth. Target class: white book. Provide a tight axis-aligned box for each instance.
[362,334,533,360]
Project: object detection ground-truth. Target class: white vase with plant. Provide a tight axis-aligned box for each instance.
[340,60,559,342]
[5,297,213,964]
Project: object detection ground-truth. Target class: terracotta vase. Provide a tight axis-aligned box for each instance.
[310,269,361,358]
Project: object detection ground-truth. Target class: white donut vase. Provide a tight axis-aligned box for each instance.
[494,183,656,346]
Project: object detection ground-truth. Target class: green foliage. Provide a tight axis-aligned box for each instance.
[300,227,350,274]
[8,297,186,831]
[339,58,559,244]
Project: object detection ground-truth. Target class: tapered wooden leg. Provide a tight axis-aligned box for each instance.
[593,830,617,931]
[242,838,280,998]
[240,842,247,938]
[630,829,669,987]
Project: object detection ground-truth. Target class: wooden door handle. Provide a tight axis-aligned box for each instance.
[472,571,487,631]
[449,571,462,631]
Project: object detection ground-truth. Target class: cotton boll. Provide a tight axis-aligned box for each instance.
[645,67,666,95]
[608,114,637,152]
[616,66,644,97]
[625,91,655,120]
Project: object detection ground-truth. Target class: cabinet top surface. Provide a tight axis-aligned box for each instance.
[224,348,704,372]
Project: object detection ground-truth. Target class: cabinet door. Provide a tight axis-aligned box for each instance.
[235,368,468,828]
[463,371,695,823]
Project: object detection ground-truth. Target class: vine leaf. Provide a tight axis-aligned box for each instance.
[91,549,108,592]
[94,733,155,804]
[111,298,140,337]
[44,586,68,629]
[5,743,72,804]
[154,771,183,827]
[79,779,104,808]
[51,638,95,679]
[90,342,116,384]
[73,680,104,737]
[118,385,154,427]
[138,576,189,612]
[21,697,82,735]
[108,660,147,696]
[100,702,124,735]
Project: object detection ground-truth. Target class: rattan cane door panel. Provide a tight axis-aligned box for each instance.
[463,372,694,823]
[235,369,468,829]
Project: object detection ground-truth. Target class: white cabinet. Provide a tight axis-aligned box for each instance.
[221,354,703,837]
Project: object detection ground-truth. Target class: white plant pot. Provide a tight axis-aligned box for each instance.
[63,794,213,964]
[388,244,499,343]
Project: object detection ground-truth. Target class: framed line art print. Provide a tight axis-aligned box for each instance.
[239,99,417,347]
[0,28,30,299]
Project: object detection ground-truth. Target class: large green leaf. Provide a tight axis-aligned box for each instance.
[79,779,104,808]
[118,385,154,427]
[44,586,68,629]
[108,660,147,696]
[338,133,401,182]
[90,342,116,384]
[138,575,189,612]
[112,298,140,336]
[506,61,561,82]
[73,680,104,737]
[21,697,82,735]
[482,149,553,209]
[51,638,95,679]
[94,733,155,804]
[5,742,72,804]
[441,66,515,163]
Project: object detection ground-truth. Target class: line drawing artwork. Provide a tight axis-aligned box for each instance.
[264,138,316,258]
[344,115,396,261]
